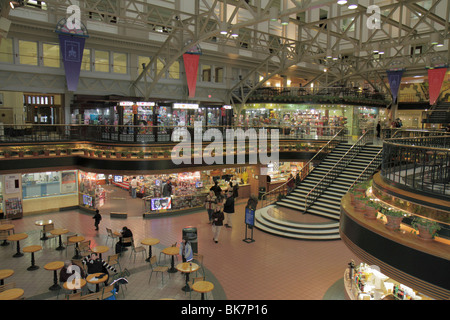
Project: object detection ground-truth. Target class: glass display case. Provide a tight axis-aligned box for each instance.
[22,172,61,199]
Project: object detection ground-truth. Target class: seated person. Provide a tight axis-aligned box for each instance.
[60,260,85,284]
[82,253,117,292]
[119,226,133,247]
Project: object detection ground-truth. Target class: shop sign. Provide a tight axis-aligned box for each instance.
[173,103,199,110]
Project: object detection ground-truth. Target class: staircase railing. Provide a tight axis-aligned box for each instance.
[347,148,383,192]
[260,127,347,208]
[304,130,374,212]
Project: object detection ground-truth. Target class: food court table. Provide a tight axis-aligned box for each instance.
[0,224,15,246]
[63,278,87,294]
[162,246,179,273]
[0,269,14,286]
[7,233,28,257]
[44,261,64,291]
[35,220,53,240]
[141,238,160,262]
[86,272,108,292]
[176,262,199,292]
[23,245,42,271]
[0,288,24,300]
[192,280,214,300]
[68,236,85,259]
[93,245,109,259]
[50,228,69,251]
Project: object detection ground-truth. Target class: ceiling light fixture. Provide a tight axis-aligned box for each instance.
[219,21,228,35]
[337,0,348,5]
[269,7,278,21]
[281,15,289,25]
[430,33,439,45]
[348,0,358,10]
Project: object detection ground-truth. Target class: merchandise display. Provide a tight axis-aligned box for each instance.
[267,162,305,183]
[78,172,105,209]
[5,198,23,219]
[346,263,431,300]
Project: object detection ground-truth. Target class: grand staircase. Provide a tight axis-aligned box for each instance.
[422,102,450,124]
[255,140,382,240]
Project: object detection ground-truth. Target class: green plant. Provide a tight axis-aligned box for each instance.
[94,150,103,156]
[381,208,404,218]
[137,150,145,158]
[411,217,441,238]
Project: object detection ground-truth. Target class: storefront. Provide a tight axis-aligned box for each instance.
[24,93,63,125]
[345,262,432,300]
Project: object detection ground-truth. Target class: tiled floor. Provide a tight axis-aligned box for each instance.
[0,185,360,301]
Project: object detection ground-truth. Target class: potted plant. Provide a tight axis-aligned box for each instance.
[44,149,50,156]
[3,149,12,158]
[83,149,89,156]
[411,217,441,240]
[348,186,364,205]
[54,148,62,156]
[152,151,158,158]
[115,151,122,159]
[66,148,72,155]
[381,208,404,231]
[105,151,112,158]
[363,198,380,220]
[89,149,95,157]
[123,151,132,159]
[163,150,170,158]
[17,148,25,158]
[137,150,145,159]
[32,148,42,157]
[95,150,103,158]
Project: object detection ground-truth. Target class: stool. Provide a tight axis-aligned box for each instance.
[23,245,42,271]
[44,261,64,291]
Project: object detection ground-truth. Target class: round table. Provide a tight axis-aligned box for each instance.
[192,280,214,300]
[44,261,64,291]
[162,246,179,273]
[35,220,53,240]
[23,245,42,271]
[7,233,28,257]
[93,245,109,259]
[0,224,15,246]
[86,272,108,292]
[0,288,24,300]
[63,278,87,293]
[68,236,85,259]
[141,238,160,262]
[50,228,69,251]
[0,269,14,286]
[176,262,199,292]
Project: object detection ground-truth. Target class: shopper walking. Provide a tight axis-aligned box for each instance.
[93,209,102,231]
[211,202,225,243]
[204,190,217,224]
[224,191,235,228]
[130,176,138,199]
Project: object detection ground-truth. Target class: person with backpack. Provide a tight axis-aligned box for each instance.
[93,209,102,231]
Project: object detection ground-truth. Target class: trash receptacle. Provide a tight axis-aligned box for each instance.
[258,187,266,200]
[182,226,198,254]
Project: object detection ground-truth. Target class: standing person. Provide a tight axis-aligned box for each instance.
[204,190,217,224]
[130,176,138,199]
[93,209,102,231]
[179,238,193,263]
[82,253,117,293]
[210,180,222,198]
[376,121,381,139]
[224,191,235,229]
[162,177,173,197]
[231,180,239,198]
[211,201,225,243]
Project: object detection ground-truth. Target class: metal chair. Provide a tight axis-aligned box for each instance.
[64,233,78,257]
[149,256,169,285]
[193,253,205,277]
[107,254,122,273]
[105,228,119,247]
[130,239,146,262]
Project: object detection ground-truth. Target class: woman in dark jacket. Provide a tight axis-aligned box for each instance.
[211,202,225,243]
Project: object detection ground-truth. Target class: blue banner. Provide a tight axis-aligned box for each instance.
[245,207,255,226]
[59,34,85,91]
[386,70,403,103]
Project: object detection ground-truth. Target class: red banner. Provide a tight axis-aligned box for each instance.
[183,53,200,98]
[428,67,447,105]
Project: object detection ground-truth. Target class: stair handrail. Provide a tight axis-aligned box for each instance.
[347,148,383,192]
[260,127,347,208]
[304,130,373,212]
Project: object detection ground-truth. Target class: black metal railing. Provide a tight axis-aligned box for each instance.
[382,136,450,197]
[0,124,344,144]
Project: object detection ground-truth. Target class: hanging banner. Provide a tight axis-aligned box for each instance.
[428,67,447,106]
[386,70,403,103]
[183,53,201,98]
[59,34,86,91]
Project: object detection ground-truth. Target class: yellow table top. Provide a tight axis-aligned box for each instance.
[86,273,108,284]
[23,245,42,253]
[0,224,14,231]
[0,288,24,300]
[50,228,69,236]
[44,261,64,271]
[35,220,53,226]
[0,269,14,281]
[63,278,87,291]
[93,246,109,254]
[192,281,214,293]
[162,246,179,255]
[7,233,28,241]
[141,238,160,246]
[68,236,85,243]
[176,262,199,274]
